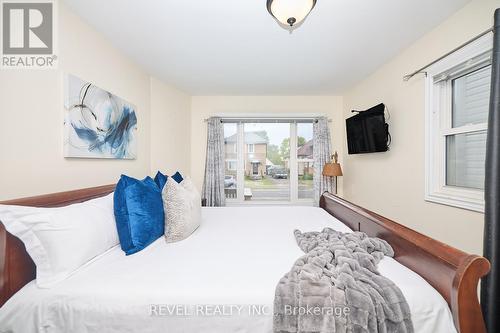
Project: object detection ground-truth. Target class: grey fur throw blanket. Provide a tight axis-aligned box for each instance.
[274,228,414,333]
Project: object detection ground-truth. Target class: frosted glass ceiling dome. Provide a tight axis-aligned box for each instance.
[267,0,317,31]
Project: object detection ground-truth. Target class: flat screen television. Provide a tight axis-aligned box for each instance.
[346,103,390,154]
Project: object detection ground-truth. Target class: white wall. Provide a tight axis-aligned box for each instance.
[342,0,500,255]
[0,2,190,200]
[190,96,344,192]
[150,77,191,176]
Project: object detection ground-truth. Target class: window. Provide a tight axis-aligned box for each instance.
[223,120,315,204]
[227,160,237,171]
[425,34,492,212]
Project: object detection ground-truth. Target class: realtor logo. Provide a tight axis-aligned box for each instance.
[1,0,57,68]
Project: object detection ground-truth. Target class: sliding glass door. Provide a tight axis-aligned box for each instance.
[224,123,238,199]
[297,123,314,199]
[224,120,314,204]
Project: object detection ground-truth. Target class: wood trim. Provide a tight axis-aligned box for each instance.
[320,192,490,333]
[0,184,115,307]
[0,185,116,208]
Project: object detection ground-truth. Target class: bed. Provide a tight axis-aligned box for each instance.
[0,185,490,333]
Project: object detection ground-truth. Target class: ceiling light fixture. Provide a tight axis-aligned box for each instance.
[267,0,317,31]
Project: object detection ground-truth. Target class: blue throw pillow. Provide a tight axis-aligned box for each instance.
[172,171,184,183]
[154,171,183,190]
[114,175,165,255]
[154,171,168,190]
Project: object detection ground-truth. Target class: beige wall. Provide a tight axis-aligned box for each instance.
[342,0,500,255]
[190,96,344,192]
[0,2,190,200]
[150,77,191,177]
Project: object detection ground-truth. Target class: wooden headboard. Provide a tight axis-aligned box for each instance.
[0,184,115,307]
[320,192,490,333]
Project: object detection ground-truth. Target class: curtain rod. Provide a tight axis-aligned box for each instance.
[403,27,494,81]
[203,117,332,123]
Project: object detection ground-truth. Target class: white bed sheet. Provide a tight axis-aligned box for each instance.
[0,206,456,333]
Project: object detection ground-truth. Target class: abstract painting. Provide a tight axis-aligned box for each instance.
[64,74,137,159]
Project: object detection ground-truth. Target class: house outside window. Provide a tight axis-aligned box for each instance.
[425,34,492,212]
[223,120,314,204]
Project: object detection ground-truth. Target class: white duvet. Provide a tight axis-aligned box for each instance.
[0,206,456,333]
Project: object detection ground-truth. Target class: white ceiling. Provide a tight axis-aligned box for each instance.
[63,0,471,95]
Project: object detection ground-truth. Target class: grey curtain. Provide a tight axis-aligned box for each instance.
[481,8,500,333]
[313,117,333,205]
[202,117,226,207]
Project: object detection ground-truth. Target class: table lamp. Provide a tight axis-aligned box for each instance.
[322,151,343,194]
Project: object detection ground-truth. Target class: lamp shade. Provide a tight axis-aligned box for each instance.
[323,163,343,177]
[267,0,317,28]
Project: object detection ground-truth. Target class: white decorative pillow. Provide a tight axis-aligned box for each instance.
[0,193,119,288]
[162,176,201,243]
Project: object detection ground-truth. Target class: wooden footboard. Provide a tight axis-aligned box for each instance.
[320,192,490,333]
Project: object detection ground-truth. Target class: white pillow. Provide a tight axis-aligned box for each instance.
[0,193,119,288]
[162,176,201,243]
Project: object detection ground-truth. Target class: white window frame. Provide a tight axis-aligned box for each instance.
[247,144,255,153]
[425,34,492,213]
[226,160,237,171]
[225,120,314,206]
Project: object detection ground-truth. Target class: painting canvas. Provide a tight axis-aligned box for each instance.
[64,74,137,159]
